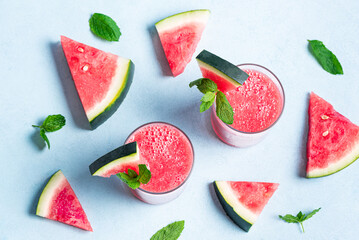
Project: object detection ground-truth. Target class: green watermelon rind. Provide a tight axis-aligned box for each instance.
[307,147,359,178]
[89,59,135,129]
[213,181,254,232]
[155,9,210,32]
[89,142,140,177]
[196,50,249,89]
[36,170,65,217]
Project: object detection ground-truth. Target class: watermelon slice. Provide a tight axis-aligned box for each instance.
[214,181,278,232]
[89,142,141,177]
[197,50,249,93]
[155,9,210,77]
[36,170,93,231]
[306,92,359,178]
[61,36,134,129]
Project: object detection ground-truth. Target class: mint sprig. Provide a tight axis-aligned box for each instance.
[116,164,151,189]
[279,208,321,233]
[189,78,234,124]
[89,13,121,41]
[32,114,66,149]
[150,220,185,240]
[308,40,343,75]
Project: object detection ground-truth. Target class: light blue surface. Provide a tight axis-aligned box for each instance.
[1,0,359,239]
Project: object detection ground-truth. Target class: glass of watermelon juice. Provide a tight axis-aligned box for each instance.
[125,122,194,204]
[211,64,285,147]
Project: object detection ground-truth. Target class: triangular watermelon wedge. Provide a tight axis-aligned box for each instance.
[306,92,359,178]
[214,181,278,232]
[61,36,134,129]
[36,170,93,231]
[155,9,210,77]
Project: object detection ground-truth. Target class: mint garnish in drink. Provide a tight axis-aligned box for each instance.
[116,164,151,189]
[190,78,234,124]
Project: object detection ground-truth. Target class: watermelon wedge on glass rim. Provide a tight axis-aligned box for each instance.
[306,92,359,178]
[89,142,141,178]
[196,50,249,93]
[61,36,134,129]
[36,170,93,231]
[155,9,210,77]
[214,181,278,232]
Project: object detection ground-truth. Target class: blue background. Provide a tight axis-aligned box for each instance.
[1,0,359,239]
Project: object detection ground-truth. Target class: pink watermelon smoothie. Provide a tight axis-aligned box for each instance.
[125,122,194,195]
[226,69,283,133]
[211,64,284,147]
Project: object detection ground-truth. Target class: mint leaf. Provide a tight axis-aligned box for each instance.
[279,208,321,233]
[189,78,217,94]
[279,214,299,223]
[138,164,151,184]
[40,129,50,149]
[216,91,234,124]
[89,13,121,41]
[128,181,141,189]
[296,211,304,221]
[303,208,321,221]
[32,114,66,150]
[150,221,185,240]
[189,79,202,88]
[125,179,140,189]
[127,169,138,178]
[42,114,66,132]
[117,172,140,189]
[117,172,133,182]
[200,101,213,113]
[200,92,216,113]
[201,92,216,102]
[116,164,151,189]
[308,40,343,75]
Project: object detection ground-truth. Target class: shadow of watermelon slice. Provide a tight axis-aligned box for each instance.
[148,25,173,77]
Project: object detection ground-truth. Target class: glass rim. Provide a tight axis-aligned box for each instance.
[214,63,285,134]
[124,121,195,195]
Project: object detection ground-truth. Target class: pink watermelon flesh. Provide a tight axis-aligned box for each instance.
[229,181,279,215]
[200,67,240,93]
[156,11,209,77]
[159,24,205,76]
[101,162,141,178]
[37,171,92,231]
[307,92,359,177]
[48,179,92,231]
[61,36,118,114]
